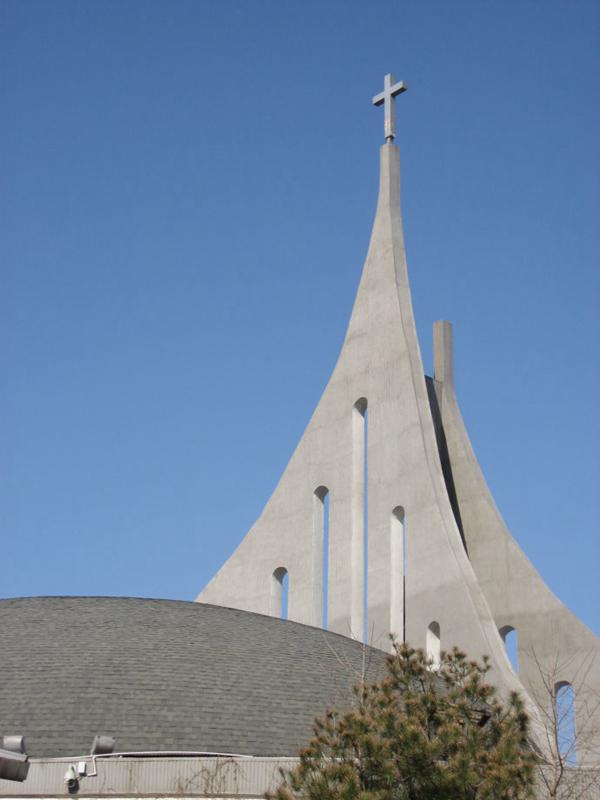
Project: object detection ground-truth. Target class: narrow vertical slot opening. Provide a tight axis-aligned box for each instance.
[390,506,405,641]
[555,681,577,765]
[272,567,289,619]
[314,486,329,629]
[352,398,367,642]
[403,513,407,643]
[499,625,518,674]
[426,621,441,669]
[363,405,369,643]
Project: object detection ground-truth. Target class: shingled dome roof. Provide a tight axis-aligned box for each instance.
[0,597,386,758]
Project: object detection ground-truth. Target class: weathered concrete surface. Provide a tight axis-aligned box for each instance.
[432,320,600,767]
[197,144,531,704]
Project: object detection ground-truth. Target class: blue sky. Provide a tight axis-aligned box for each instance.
[1,0,598,637]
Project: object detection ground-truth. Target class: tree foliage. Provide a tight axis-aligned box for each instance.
[268,643,536,800]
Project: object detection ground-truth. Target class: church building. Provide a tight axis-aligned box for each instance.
[1,75,598,799]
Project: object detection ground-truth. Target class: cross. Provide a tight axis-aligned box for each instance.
[372,73,407,142]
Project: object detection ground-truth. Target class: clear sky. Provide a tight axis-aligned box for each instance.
[2,0,598,637]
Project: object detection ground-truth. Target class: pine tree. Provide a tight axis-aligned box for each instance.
[268,643,536,800]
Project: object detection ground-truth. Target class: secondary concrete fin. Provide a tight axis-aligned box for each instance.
[432,320,600,766]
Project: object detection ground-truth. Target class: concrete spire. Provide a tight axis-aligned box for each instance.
[199,137,518,672]
[197,93,599,763]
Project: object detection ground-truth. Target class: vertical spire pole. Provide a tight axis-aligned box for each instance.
[434,320,454,389]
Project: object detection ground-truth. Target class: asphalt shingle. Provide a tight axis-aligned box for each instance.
[0,597,386,758]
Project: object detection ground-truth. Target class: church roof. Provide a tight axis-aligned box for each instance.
[0,597,386,759]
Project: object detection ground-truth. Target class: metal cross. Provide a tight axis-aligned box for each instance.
[372,73,407,142]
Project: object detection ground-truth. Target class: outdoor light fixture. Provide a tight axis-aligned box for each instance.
[0,735,29,782]
[63,764,79,793]
[90,735,115,756]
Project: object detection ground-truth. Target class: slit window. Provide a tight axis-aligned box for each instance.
[427,621,441,669]
[499,625,518,673]
[272,567,289,619]
[352,397,367,642]
[555,681,577,764]
[314,486,330,629]
[390,506,405,641]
